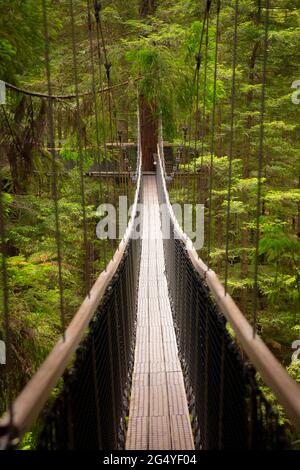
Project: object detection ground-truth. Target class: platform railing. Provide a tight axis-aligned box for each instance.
[0,127,143,450]
[157,139,300,449]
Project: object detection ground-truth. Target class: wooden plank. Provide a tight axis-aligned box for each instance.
[132,373,149,388]
[126,417,148,450]
[149,417,171,450]
[150,385,169,417]
[170,415,194,451]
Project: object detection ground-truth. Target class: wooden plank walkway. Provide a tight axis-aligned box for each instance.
[126,175,194,450]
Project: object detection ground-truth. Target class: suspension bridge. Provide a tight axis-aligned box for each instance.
[0,0,300,451]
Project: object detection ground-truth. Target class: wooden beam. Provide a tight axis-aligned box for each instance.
[4,77,142,101]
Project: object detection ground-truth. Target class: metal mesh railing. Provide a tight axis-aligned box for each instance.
[38,235,141,450]
[0,109,142,449]
[156,152,289,450]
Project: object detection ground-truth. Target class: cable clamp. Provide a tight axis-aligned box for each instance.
[105,62,112,81]
[94,1,101,23]
[195,53,202,70]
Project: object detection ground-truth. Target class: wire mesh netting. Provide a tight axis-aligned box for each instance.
[156,159,289,450]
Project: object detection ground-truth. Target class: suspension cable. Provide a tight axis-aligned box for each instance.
[69,0,90,296]
[94,1,114,146]
[187,0,211,164]
[93,1,113,260]
[42,0,66,337]
[94,1,119,252]
[200,15,210,165]
[224,0,239,294]
[87,0,107,268]
[185,0,211,230]
[207,0,221,264]
[192,51,202,208]
[194,54,202,157]
[252,0,270,337]
[192,4,211,217]
[93,2,108,162]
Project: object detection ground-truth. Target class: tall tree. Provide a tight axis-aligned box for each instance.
[139,0,158,171]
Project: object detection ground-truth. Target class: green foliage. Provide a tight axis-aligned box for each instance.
[18,432,33,451]
[0,166,120,415]
[0,0,61,82]
[287,361,300,384]
[1,192,13,215]
[259,227,300,263]
[60,146,94,171]
[0,0,300,442]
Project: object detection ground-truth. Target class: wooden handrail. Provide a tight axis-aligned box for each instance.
[157,143,300,433]
[0,150,142,447]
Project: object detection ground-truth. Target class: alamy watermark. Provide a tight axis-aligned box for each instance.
[291,80,300,105]
[0,80,6,105]
[0,340,6,365]
[95,196,204,250]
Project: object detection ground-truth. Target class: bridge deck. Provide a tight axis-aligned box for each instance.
[126,176,194,450]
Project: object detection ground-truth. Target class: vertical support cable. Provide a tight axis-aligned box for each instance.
[42,0,65,338]
[224,0,239,294]
[69,0,90,296]
[192,0,211,230]
[200,16,210,166]
[181,125,188,199]
[194,55,202,159]
[186,1,210,201]
[192,53,202,211]
[94,2,107,160]
[94,2,117,252]
[195,12,209,231]
[93,2,110,263]
[252,0,270,337]
[207,0,221,263]
[192,0,210,154]
[87,0,107,268]
[0,172,13,434]
[95,2,114,149]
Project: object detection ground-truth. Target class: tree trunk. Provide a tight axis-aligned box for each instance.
[139,0,157,17]
[139,95,158,171]
[139,0,158,172]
